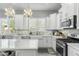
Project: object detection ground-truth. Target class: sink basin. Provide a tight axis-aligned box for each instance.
[21,36,31,39]
[2,35,14,39]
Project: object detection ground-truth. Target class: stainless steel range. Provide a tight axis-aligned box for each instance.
[56,35,79,56]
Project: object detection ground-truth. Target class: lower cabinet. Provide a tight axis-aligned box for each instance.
[16,49,37,56]
[0,49,37,56]
[38,36,52,48]
[68,46,79,56]
[51,37,56,51]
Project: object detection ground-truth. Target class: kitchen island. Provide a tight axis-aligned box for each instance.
[0,38,38,56]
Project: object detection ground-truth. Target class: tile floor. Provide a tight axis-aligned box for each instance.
[37,53,57,56]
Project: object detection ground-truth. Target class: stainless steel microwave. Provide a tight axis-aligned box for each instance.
[60,15,77,29]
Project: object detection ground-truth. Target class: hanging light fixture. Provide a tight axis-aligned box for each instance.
[23,7,32,34]
[23,8,32,17]
[4,8,15,16]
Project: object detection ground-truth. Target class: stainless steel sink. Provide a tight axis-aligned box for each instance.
[21,36,31,39]
[1,35,14,39]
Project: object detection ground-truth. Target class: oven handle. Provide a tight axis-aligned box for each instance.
[56,42,65,48]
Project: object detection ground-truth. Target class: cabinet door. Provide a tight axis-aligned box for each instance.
[52,37,56,51]
[46,17,50,29]
[0,18,1,32]
[43,39,48,47]
[68,46,79,56]
[42,36,52,48]
[77,4,79,29]
[15,15,23,29]
[47,38,52,47]
[68,46,75,56]
[38,36,52,48]
[0,40,2,49]
[15,40,29,49]
[37,18,46,31]
[49,14,57,29]
[46,13,57,29]
[0,18,3,33]
[61,3,75,18]
[38,39,44,47]
[57,14,61,29]
[8,39,16,48]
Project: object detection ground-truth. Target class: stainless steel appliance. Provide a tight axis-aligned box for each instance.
[56,39,67,56]
[61,15,77,29]
[56,36,79,56]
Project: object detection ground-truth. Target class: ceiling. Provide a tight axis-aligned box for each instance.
[0,3,61,18]
[0,3,61,11]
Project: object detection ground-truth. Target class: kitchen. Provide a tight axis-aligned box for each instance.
[0,3,79,56]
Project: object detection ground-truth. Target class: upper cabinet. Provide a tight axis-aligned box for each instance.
[15,15,46,32]
[57,3,78,29]
[60,3,77,18]
[46,13,57,30]
[56,13,62,29]
[15,15,24,30]
[0,18,2,33]
[77,4,79,29]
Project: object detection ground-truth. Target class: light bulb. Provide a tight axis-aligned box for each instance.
[5,8,8,12]
[24,9,26,13]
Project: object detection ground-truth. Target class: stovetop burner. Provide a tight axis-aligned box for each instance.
[57,37,79,43]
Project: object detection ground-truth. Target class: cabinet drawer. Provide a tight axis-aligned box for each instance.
[38,39,44,47]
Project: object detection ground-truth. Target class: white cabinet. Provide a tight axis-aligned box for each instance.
[38,39,44,47]
[0,39,8,49]
[38,36,56,50]
[15,15,23,29]
[68,45,79,56]
[51,36,56,51]
[56,13,62,29]
[0,39,16,49]
[57,3,78,29]
[8,39,16,48]
[35,18,46,31]
[38,39,47,48]
[77,4,79,29]
[0,18,5,33]
[16,40,29,49]
[29,18,37,31]
[0,18,2,33]
[46,13,57,30]
[60,3,77,18]
[16,39,38,49]
[38,36,52,48]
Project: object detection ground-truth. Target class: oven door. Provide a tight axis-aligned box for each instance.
[56,42,66,56]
